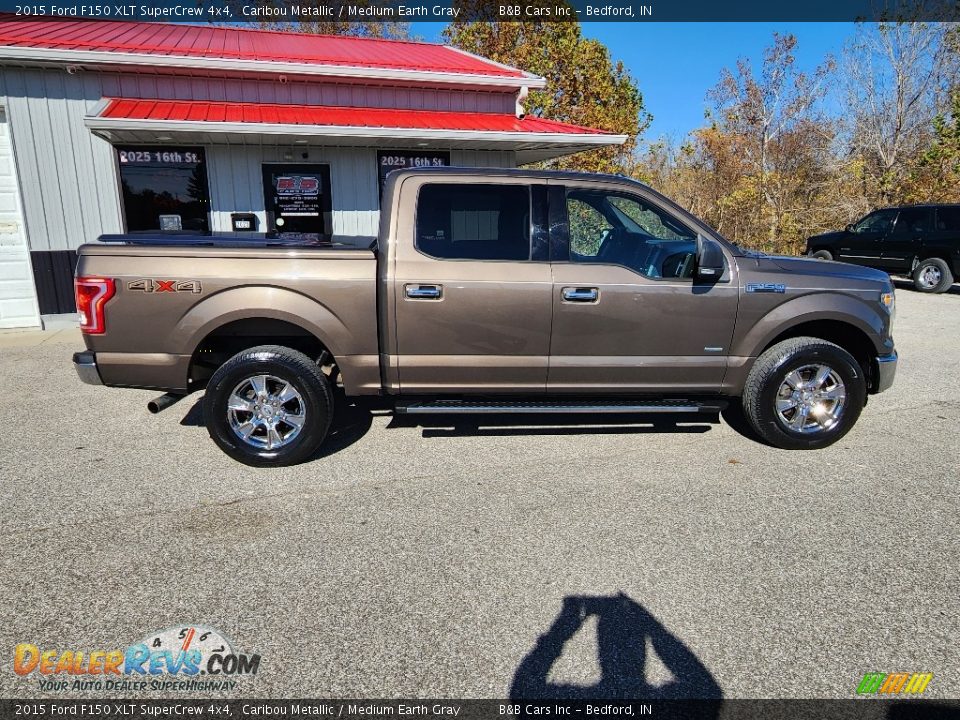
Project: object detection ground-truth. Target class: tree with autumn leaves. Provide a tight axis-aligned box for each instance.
[442,3,650,174]
[645,23,958,254]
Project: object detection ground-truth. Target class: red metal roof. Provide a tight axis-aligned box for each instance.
[0,19,526,79]
[98,98,609,135]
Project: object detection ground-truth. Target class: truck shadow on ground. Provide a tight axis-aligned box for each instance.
[180,392,375,461]
[182,391,739,459]
[181,399,719,457]
[512,593,722,716]
[387,412,718,439]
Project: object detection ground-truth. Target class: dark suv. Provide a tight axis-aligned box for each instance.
[805,204,960,293]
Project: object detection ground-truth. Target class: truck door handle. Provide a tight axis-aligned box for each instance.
[405,284,442,299]
[562,287,599,303]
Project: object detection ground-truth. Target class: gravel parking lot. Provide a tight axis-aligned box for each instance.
[1,284,958,701]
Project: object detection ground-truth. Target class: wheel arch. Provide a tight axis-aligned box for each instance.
[763,320,876,379]
[174,287,349,390]
[731,295,889,392]
[914,252,957,275]
[736,296,887,358]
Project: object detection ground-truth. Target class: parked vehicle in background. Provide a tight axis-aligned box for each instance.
[805,205,960,293]
[74,168,897,466]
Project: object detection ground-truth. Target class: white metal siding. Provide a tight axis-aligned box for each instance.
[0,107,39,328]
[208,146,516,237]
[0,67,124,252]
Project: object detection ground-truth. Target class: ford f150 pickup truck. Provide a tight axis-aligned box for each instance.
[73,168,898,466]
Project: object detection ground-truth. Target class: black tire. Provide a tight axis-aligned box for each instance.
[912,257,953,293]
[809,249,833,261]
[203,345,333,467]
[741,337,866,450]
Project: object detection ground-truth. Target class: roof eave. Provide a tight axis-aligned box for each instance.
[84,115,625,148]
[0,46,547,90]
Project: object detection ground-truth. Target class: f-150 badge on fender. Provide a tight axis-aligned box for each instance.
[745,282,786,294]
[128,279,202,294]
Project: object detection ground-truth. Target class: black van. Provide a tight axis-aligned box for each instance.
[805,204,960,293]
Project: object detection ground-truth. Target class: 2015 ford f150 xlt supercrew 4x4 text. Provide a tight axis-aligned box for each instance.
[73,168,898,466]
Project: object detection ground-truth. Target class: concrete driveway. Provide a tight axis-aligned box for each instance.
[1,287,957,700]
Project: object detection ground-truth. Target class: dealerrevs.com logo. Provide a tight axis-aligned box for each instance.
[13,625,261,693]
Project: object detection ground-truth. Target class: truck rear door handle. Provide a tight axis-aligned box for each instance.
[405,284,442,299]
[562,287,599,303]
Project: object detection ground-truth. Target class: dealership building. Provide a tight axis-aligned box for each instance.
[0,18,623,328]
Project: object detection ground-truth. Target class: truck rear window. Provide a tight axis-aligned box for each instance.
[937,207,960,232]
[415,183,531,261]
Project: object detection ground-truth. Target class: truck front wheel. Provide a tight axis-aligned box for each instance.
[741,337,865,450]
[203,345,333,467]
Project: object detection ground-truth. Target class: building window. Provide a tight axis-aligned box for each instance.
[415,183,531,261]
[117,147,210,233]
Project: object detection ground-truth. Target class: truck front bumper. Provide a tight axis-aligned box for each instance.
[873,351,898,393]
[73,351,103,386]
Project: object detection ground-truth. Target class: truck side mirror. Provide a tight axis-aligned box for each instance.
[695,236,726,280]
[845,223,855,233]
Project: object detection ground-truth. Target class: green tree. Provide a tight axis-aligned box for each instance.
[443,2,650,173]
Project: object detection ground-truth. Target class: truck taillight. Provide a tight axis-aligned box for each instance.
[75,277,115,334]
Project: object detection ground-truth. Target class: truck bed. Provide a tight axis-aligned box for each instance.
[76,235,380,395]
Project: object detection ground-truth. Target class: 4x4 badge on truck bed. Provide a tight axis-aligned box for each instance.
[128,279,202,294]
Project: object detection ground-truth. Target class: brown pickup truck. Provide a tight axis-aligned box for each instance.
[73,168,898,466]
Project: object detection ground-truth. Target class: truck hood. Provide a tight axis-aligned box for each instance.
[807,230,847,243]
[752,254,891,286]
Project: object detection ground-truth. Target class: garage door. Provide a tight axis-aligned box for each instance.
[0,108,39,328]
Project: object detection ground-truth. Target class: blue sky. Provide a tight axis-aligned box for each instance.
[412,22,855,141]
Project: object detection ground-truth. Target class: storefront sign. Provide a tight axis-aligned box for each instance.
[262,164,331,237]
[378,151,450,194]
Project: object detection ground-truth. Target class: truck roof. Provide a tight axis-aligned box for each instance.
[386,166,651,187]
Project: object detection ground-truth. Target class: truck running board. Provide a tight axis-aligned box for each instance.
[395,399,727,415]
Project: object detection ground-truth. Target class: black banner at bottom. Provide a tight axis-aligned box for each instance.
[1,700,959,720]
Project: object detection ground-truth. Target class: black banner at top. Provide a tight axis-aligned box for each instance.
[5,0,960,22]
[1,699,960,720]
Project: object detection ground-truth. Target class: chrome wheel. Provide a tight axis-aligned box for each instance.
[227,374,306,451]
[774,364,846,434]
[917,264,942,290]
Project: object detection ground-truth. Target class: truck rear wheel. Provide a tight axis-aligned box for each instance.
[809,249,833,261]
[203,345,333,467]
[912,257,953,293]
[741,337,865,450]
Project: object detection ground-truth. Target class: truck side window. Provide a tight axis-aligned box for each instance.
[415,184,531,261]
[566,189,697,279]
[892,207,932,235]
[852,209,897,234]
[936,207,960,232]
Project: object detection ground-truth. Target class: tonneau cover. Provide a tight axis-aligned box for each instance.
[97,232,376,250]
